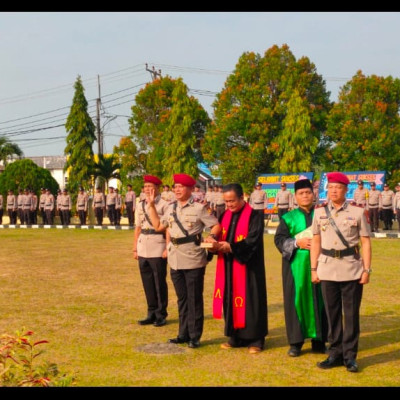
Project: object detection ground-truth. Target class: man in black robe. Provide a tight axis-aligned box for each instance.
[274,178,328,357]
[212,183,268,354]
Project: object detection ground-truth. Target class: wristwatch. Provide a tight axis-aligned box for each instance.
[363,268,372,275]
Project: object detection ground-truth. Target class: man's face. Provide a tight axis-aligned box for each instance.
[144,183,158,196]
[173,184,192,201]
[281,184,286,191]
[223,190,244,213]
[327,183,347,202]
[295,188,314,208]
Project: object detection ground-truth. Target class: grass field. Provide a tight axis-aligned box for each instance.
[0,229,399,387]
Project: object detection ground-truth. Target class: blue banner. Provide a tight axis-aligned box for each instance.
[257,172,314,214]
[318,171,386,203]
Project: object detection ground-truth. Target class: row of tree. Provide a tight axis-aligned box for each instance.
[1,44,400,198]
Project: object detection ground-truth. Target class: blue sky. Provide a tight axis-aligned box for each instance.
[0,11,399,157]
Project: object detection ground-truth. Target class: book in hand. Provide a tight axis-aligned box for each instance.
[200,242,214,248]
[295,226,313,239]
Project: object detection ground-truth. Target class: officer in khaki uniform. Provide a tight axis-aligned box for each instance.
[352,180,368,207]
[39,188,47,225]
[394,183,400,232]
[274,182,293,220]
[310,172,372,373]
[367,182,382,232]
[92,187,106,226]
[44,189,55,225]
[213,185,226,219]
[76,187,88,225]
[0,193,3,225]
[249,182,268,220]
[6,189,17,225]
[147,173,220,349]
[59,189,71,225]
[381,183,395,230]
[134,175,170,328]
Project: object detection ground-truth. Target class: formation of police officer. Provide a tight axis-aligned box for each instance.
[274,182,293,220]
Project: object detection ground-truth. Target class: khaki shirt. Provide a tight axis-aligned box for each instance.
[353,188,368,206]
[77,193,88,211]
[381,189,395,209]
[0,194,2,209]
[17,194,24,209]
[106,192,117,207]
[59,194,71,211]
[161,197,219,270]
[22,194,33,210]
[367,189,382,209]
[125,190,136,209]
[212,191,225,207]
[274,190,293,209]
[312,201,371,282]
[135,195,169,258]
[7,194,17,210]
[249,189,268,210]
[394,191,400,209]
[39,193,47,208]
[93,192,105,208]
[44,194,55,211]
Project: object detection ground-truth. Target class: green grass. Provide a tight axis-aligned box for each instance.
[0,229,399,387]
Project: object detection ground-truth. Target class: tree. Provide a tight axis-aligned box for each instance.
[128,76,210,185]
[93,153,121,191]
[325,70,400,186]
[0,136,23,166]
[64,75,96,194]
[202,44,331,193]
[271,89,317,172]
[0,159,59,198]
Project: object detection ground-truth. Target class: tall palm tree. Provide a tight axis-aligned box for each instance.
[0,136,23,166]
[93,154,121,191]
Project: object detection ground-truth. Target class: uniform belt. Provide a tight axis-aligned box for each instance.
[278,203,289,206]
[321,246,359,259]
[255,202,264,204]
[369,203,378,206]
[95,201,102,204]
[170,234,201,246]
[141,228,163,235]
[216,203,225,206]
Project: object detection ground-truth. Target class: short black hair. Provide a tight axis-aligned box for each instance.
[222,183,243,198]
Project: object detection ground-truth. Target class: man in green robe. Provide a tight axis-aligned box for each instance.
[274,178,328,357]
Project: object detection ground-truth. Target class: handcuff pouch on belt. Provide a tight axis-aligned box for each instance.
[323,205,360,260]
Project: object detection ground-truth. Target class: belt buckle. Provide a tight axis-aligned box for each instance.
[334,250,341,259]
[171,238,178,247]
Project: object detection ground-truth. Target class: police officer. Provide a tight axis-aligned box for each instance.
[39,188,47,225]
[381,183,395,230]
[92,187,106,226]
[0,192,3,225]
[353,180,368,207]
[310,172,372,373]
[22,188,33,225]
[56,189,63,225]
[115,188,122,226]
[147,173,220,349]
[17,189,24,224]
[134,175,169,328]
[106,186,117,225]
[394,183,400,232]
[6,189,17,225]
[367,182,382,232]
[30,189,38,224]
[124,184,136,227]
[249,182,268,221]
[44,189,55,225]
[76,187,88,225]
[59,189,72,226]
[213,185,226,219]
[274,182,293,220]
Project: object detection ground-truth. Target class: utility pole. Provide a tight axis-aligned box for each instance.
[145,63,162,81]
[96,75,102,155]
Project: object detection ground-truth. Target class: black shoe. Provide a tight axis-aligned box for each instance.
[311,341,327,354]
[168,336,189,344]
[345,359,359,373]
[317,356,344,369]
[138,316,155,325]
[153,318,167,327]
[288,345,301,357]
[188,340,200,349]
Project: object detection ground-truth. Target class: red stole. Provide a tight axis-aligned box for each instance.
[212,202,252,329]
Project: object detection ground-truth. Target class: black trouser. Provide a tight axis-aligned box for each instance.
[23,209,31,225]
[115,208,121,225]
[78,210,86,225]
[0,209,2,224]
[382,208,393,229]
[58,209,64,225]
[107,204,116,225]
[170,267,206,341]
[45,210,53,225]
[18,208,24,224]
[40,207,47,224]
[321,279,363,362]
[8,210,17,225]
[31,210,37,224]
[94,207,103,225]
[278,207,289,220]
[61,209,70,225]
[396,209,400,231]
[215,204,226,219]
[368,207,379,231]
[138,257,168,321]
[125,202,134,226]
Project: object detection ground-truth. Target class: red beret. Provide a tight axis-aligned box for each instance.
[143,175,162,185]
[173,173,196,187]
[326,172,350,186]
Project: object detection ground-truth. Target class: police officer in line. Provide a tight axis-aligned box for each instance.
[124,184,136,227]
[310,172,372,373]
[115,188,122,226]
[249,182,268,222]
[274,182,293,220]
[44,188,55,225]
[353,180,368,207]
[0,192,3,225]
[59,188,72,226]
[22,188,33,225]
[381,183,395,230]
[17,188,24,224]
[147,173,220,349]
[39,188,47,225]
[92,187,106,226]
[30,189,38,224]
[134,175,170,328]
[212,185,226,219]
[56,189,63,225]
[76,187,89,225]
[367,182,382,232]
[6,189,17,225]
[394,183,400,232]
[106,186,117,225]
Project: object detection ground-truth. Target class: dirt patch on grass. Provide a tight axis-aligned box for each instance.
[137,342,187,355]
